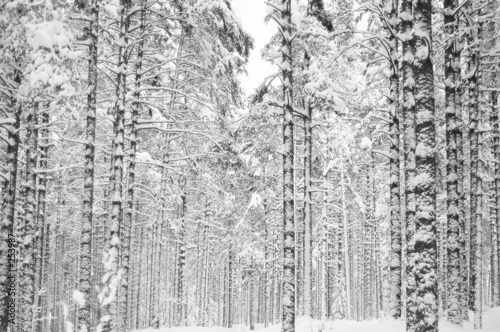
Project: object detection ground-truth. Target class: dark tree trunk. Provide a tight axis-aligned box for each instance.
[279,0,295,331]
[413,1,438,331]
[77,1,99,331]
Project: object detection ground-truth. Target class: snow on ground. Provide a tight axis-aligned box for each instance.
[139,307,500,332]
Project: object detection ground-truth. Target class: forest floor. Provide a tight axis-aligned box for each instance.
[138,307,500,332]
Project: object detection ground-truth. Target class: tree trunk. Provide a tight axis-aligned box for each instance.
[249,271,255,330]
[320,208,328,321]
[413,1,438,331]
[466,2,479,318]
[387,0,401,318]
[33,109,49,332]
[303,104,313,317]
[492,88,500,307]
[279,0,295,331]
[20,102,39,332]
[340,158,351,320]
[228,244,234,328]
[176,185,187,326]
[100,1,131,331]
[264,218,269,327]
[401,0,417,327]
[0,95,20,332]
[473,19,484,328]
[118,0,145,322]
[77,1,99,331]
[444,0,463,324]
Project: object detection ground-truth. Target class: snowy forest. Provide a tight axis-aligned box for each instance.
[1,0,500,332]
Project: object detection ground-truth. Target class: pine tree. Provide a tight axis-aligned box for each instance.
[401,0,418,327]
[33,110,49,332]
[77,1,99,331]
[412,0,438,331]
[20,102,39,332]
[386,0,401,319]
[493,77,500,306]
[100,1,132,331]
[302,96,313,317]
[444,0,463,324]
[265,0,296,331]
[0,79,21,332]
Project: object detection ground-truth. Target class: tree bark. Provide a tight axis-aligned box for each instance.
[473,17,484,328]
[0,93,20,332]
[492,87,500,307]
[77,1,99,331]
[401,0,417,327]
[303,104,313,317]
[20,102,39,332]
[278,0,295,331]
[413,1,438,331]
[444,0,463,324]
[387,0,401,318]
[33,109,49,332]
[176,184,187,326]
[340,158,351,320]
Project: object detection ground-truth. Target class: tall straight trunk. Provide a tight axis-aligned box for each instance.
[473,19,484,328]
[228,244,234,328]
[401,0,417,328]
[444,0,463,324]
[340,158,351,319]
[467,2,479,317]
[33,110,49,332]
[327,219,334,319]
[49,176,63,332]
[492,88,500,306]
[41,172,52,332]
[374,228,381,317]
[387,0,401,318]
[278,0,295,330]
[320,209,328,321]
[77,1,99,332]
[294,125,303,317]
[176,187,187,326]
[272,227,278,324]
[325,176,334,319]
[195,222,202,320]
[456,20,468,322]
[333,213,344,319]
[134,225,144,330]
[20,103,39,332]
[368,156,379,318]
[144,226,152,328]
[149,222,157,326]
[215,263,221,326]
[222,259,227,327]
[151,148,168,328]
[201,223,210,326]
[101,1,131,331]
[303,104,313,316]
[413,1,438,331]
[129,223,140,330]
[263,218,269,327]
[91,221,103,329]
[491,90,499,307]
[118,0,145,322]
[204,260,210,326]
[361,167,370,319]
[249,271,255,330]
[0,95,20,332]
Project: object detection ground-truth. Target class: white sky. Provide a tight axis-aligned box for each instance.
[232,0,277,96]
